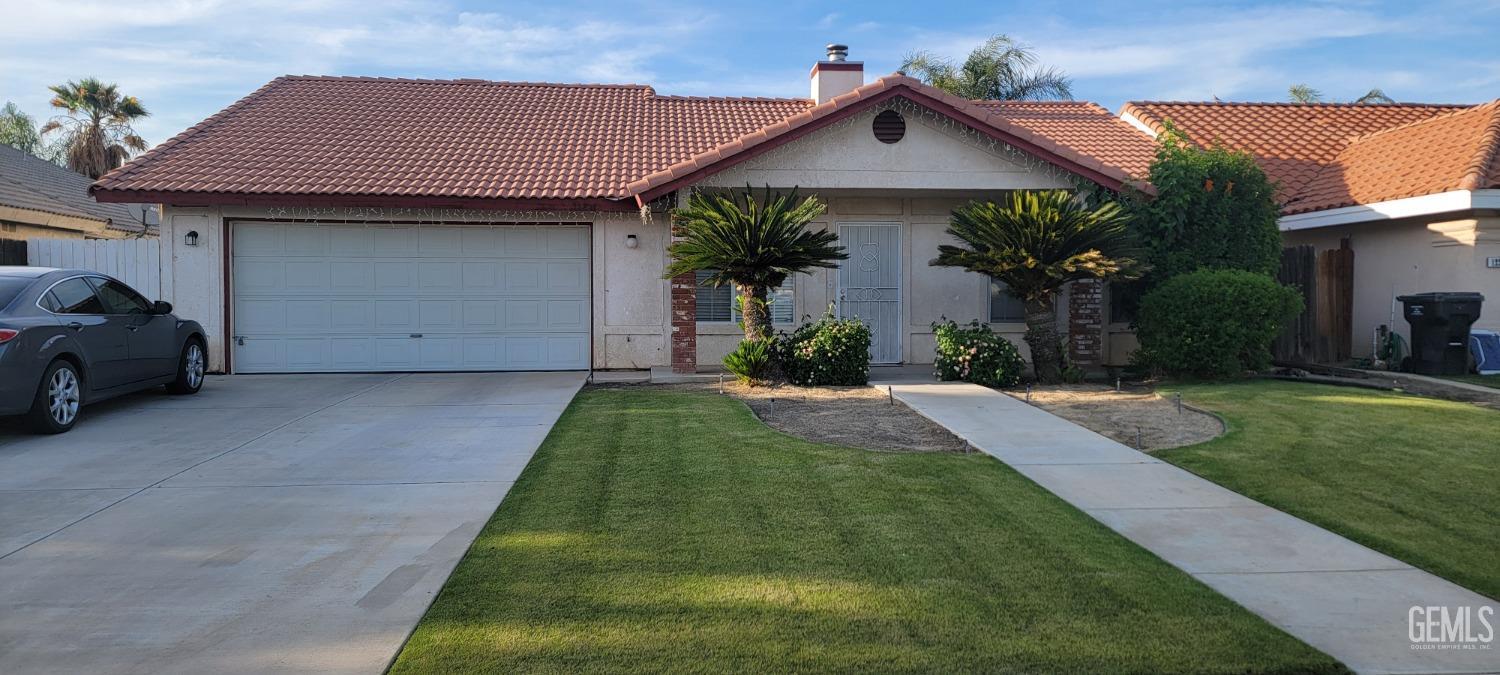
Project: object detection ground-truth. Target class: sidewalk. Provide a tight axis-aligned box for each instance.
[876,381,1499,675]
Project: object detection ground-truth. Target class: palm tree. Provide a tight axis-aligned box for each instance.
[665,186,846,341]
[1289,83,1395,104]
[900,35,1072,101]
[40,78,148,179]
[932,191,1142,383]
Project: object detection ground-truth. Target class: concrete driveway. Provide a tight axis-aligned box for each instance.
[0,371,585,674]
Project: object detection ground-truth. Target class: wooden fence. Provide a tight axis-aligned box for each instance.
[26,237,163,300]
[1274,240,1354,364]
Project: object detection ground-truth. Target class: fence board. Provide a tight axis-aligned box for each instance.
[0,238,27,265]
[26,237,163,300]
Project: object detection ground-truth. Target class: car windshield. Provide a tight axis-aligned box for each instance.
[0,276,33,310]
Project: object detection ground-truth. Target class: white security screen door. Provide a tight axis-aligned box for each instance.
[231,223,590,373]
[837,223,902,364]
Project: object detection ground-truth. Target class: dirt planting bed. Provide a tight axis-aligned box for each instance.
[1003,384,1224,451]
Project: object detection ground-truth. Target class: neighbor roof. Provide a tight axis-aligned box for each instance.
[91,75,1157,209]
[0,145,156,233]
[1119,100,1488,213]
[1288,101,1500,214]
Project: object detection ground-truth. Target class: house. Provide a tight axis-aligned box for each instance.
[89,45,1158,375]
[1120,100,1500,360]
[0,144,157,240]
[88,42,1496,376]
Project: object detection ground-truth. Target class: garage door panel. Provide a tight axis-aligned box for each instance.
[233,223,590,373]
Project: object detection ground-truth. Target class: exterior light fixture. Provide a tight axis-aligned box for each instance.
[184,230,200,247]
[625,234,639,249]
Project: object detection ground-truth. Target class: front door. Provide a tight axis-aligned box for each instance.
[837,223,901,364]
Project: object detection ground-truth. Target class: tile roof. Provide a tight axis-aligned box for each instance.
[1119,100,1486,213]
[0,144,156,233]
[1287,101,1500,214]
[93,75,1158,208]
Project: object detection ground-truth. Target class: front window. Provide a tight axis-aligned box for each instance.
[989,279,1025,323]
[88,278,152,315]
[695,270,794,324]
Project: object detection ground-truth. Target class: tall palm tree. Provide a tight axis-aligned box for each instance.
[40,78,148,179]
[665,186,846,341]
[900,35,1072,101]
[932,191,1142,383]
[1289,83,1395,104]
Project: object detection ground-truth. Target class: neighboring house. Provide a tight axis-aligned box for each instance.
[90,46,1157,375]
[1120,101,1500,360]
[0,144,157,240]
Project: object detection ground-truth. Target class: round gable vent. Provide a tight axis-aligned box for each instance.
[873,109,906,144]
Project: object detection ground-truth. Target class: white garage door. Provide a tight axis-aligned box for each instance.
[231,222,590,373]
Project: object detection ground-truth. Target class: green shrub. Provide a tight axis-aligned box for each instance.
[1135,270,1303,379]
[777,313,872,386]
[932,319,1026,388]
[723,337,777,385]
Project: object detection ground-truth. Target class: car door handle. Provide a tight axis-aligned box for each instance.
[126,325,140,332]
[67,322,83,331]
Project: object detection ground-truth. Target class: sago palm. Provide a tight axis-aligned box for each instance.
[40,78,149,179]
[901,35,1072,101]
[665,186,845,341]
[932,190,1142,383]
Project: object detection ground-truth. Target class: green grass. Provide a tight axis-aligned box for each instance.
[391,388,1343,674]
[1159,380,1500,601]
[1441,373,1500,389]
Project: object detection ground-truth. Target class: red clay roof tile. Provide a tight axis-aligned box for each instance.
[94,74,1157,207]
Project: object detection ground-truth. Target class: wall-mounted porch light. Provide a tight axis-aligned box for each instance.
[625,234,639,249]
[183,230,200,247]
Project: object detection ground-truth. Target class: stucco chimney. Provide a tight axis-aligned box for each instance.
[810,43,863,104]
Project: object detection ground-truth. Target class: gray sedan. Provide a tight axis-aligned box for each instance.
[0,266,207,433]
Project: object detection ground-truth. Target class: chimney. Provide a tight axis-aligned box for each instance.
[810,43,864,104]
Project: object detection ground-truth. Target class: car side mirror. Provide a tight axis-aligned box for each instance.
[152,300,174,315]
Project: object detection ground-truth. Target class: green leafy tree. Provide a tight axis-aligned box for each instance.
[931,190,1142,383]
[40,78,149,179]
[665,186,845,341]
[900,35,1072,101]
[1126,125,1282,287]
[1,102,44,155]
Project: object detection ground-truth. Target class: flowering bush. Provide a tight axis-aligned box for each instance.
[932,319,1025,388]
[776,313,872,386]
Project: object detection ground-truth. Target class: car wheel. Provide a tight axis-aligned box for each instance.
[167,339,206,395]
[28,360,83,434]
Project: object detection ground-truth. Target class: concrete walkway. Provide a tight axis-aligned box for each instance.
[878,381,1499,675]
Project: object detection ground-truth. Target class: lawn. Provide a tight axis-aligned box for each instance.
[1159,380,1500,600]
[391,387,1342,674]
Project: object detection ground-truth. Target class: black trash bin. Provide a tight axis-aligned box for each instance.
[1397,292,1485,375]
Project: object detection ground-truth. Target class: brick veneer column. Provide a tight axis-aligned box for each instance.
[1068,278,1104,367]
[670,272,697,373]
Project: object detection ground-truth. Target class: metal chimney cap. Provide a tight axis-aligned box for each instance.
[825,44,849,61]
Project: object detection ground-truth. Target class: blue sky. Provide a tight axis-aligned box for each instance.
[3,0,1497,148]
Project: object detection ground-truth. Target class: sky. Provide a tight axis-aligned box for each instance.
[3,0,1497,149]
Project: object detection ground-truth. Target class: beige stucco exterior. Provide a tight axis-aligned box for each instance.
[155,102,1091,374]
[1282,213,1500,358]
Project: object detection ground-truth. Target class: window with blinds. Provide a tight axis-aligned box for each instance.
[989,279,1026,323]
[695,270,795,324]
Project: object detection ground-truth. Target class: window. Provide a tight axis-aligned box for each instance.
[0,276,31,308]
[695,270,794,324]
[48,278,106,314]
[88,277,152,315]
[989,279,1026,323]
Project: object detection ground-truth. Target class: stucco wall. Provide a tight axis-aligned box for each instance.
[157,205,672,373]
[1,205,127,240]
[691,192,1071,367]
[1282,213,1500,358]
